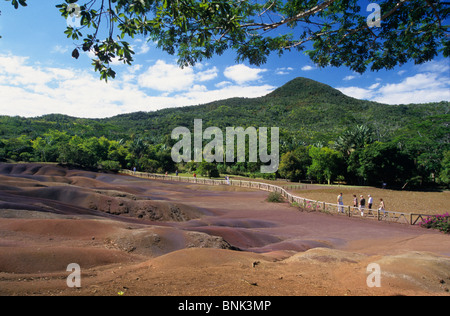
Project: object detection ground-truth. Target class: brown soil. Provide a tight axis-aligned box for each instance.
[0,163,449,296]
[288,186,449,215]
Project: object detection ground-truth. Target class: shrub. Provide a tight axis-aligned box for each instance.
[420,213,450,234]
[267,191,283,203]
[196,161,220,178]
[99,160,122,172]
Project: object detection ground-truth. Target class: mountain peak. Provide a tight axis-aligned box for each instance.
[267,77,345,99]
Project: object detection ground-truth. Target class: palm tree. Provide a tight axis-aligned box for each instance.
[335,125,374,158]
[130,137,146,160]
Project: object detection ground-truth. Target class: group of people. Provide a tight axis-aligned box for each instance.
[337,193,385,216]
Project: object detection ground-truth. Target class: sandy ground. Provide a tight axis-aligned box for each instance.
[288,186,449,215]
[0,163,449,296]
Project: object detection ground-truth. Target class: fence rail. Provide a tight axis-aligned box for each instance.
[120,170,428,226]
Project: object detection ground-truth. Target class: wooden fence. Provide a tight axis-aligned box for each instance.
[120,170,428,226]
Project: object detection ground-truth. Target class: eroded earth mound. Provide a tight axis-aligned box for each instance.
[0,163,449,296]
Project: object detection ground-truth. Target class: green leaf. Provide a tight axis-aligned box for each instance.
[72,48,80,59]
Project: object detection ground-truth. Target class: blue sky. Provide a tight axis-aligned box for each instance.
[0,0,449,118]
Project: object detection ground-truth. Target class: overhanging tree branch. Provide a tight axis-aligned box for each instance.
[3,0,449,80]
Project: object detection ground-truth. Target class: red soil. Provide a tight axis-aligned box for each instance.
[0,163,449,296]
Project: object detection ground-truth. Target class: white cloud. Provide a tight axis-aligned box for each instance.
[368,83,380,90]
[182,84,275,106]
[336,87,374,100]
[86,49,124,66]
[0,54,275,118]
[0,55,156,118]
[52,45,69,54]
[137,60,218,92]
[418,59,450,74]
[129,64,143,73]
[343,75,356,81]
[373,73,450,104]
[0,55,55,86]
[301,65,314,71]
[276,67,294,75]
[224,64,267,84]
[138,60,195,92]
[337,65,450,104]
[130,38,156,55]
[197,67,219,82]
[137,41,151,55]
[215,81,232,88]
[377,74,439,94]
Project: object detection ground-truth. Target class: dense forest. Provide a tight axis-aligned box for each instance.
[0,77,449,189]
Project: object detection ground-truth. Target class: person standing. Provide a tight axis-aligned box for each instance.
[368,194,373,210]
[378,198,386,216]
[359,195,366,216]
[337,193,344,214]
[353,195,358,213]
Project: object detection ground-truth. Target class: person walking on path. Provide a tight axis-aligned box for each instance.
[359,195,366,217]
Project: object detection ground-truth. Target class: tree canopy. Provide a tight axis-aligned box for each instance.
[4,0,449,80]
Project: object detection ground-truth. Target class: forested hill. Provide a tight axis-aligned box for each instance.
[1,77,448,144]
[1,77,449,188]
[105,77,448,142]
[106,76,365,140]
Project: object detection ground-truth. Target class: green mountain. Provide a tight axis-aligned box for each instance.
[1,76,448,147]
[102,77,449,144]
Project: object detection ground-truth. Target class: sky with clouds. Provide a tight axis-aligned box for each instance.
[0,1,449,119]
